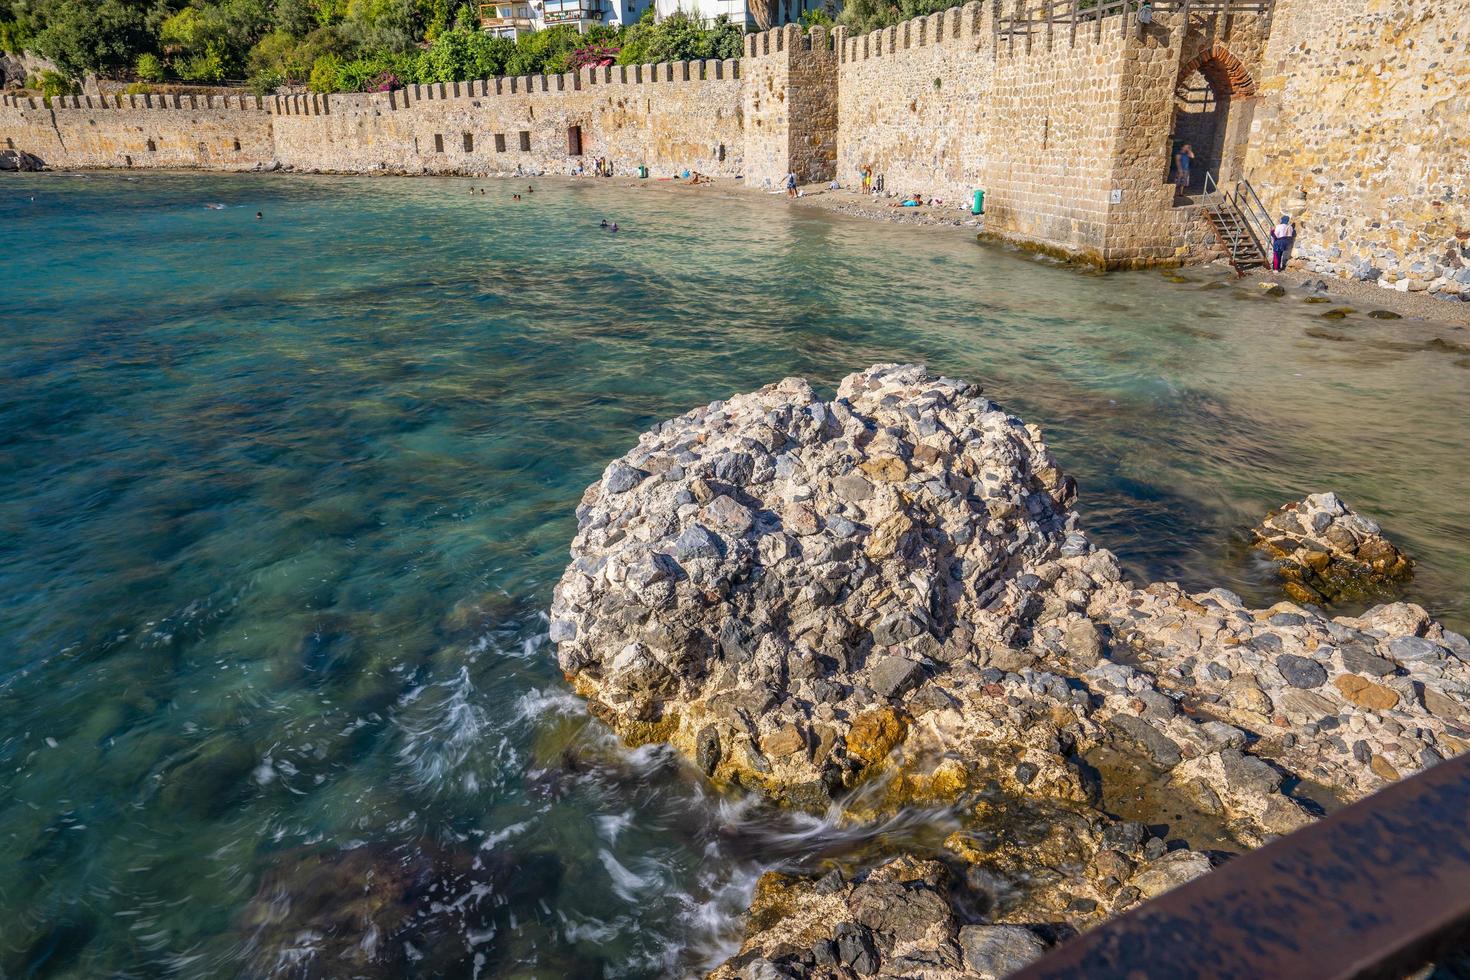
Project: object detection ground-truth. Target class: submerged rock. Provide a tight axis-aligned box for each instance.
[1252,491,1413,604]
[550,365,1469,978]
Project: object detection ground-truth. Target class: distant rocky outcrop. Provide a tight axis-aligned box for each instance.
[550,365,1470,978]
[0,148,44,171]
[1253,491,1413,604]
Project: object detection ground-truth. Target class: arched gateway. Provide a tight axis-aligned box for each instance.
[1169,41,1258,196]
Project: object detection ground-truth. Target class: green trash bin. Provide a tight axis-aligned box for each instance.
[972,189,985,215]
[638,165,649,179]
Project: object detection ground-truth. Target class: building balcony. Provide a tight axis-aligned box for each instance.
[542,0,607,23]
[479,2,537,34]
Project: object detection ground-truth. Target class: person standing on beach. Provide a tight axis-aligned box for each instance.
[1271,214,1296,271]
[786,171,798,198]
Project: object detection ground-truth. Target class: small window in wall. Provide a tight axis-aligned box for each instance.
[463,132,473,152]
[434,133,445,153]
[494,133,507,153]
[518,130,531,152]
[567,125,582,157]
[233,138,241,151]
[146,138,156,152]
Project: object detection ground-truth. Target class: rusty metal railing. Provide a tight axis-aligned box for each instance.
[1013,753,1470,979]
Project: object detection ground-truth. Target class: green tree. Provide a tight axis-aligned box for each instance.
[617,10,740,65]
[270,0,318,36]
[499,22,573,74]
[0,0,38,54]
[340,0,417,53]
[29,0,153,76]
[421,25,512,81]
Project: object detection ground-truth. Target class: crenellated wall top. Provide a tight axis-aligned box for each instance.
[836,2,994,64]
[1,58,740,117]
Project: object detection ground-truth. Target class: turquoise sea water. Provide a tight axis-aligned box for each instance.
[2,172,1468,977]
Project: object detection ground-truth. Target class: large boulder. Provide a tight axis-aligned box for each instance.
[551,364,1085,807]
[1252,492,1412,604]
[550,365,1470,978]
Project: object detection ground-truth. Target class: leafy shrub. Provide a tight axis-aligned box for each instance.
[568,40,618,70]
[421,25,513,81]
[800,6,835,27]
[307,51,341,91]
[35,68,78,97]
[617,10,741,66]
[135,50,164,80]
[180,45,228,82]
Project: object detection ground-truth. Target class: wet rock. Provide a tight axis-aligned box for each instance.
[1128,850,1212,899]
[1107,714,1183,767]
[1252,492,1412,604]
[834,922,879,975]
[958,925,1048,978]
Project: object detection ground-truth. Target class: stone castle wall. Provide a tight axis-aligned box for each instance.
[1243,0,1470,297]
[270,62,743,177]
[1,93,274,170]
[3,2,1467,282]
[3,62,743,178]
[741,24,837,189]
[834,6,994,211]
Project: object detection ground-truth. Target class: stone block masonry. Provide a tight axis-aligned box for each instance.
[3,0,1467,281]
[1243,0,1470,299]
[742,24,838,189]
[269,61,744,177]
[1,93,274,170]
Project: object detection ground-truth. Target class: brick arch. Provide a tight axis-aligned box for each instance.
[1177,41,1257,98]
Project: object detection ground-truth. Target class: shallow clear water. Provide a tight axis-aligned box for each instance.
[2,172,1467,977]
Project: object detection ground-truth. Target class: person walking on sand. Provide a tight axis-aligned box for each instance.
[1271,214,1296,271]
[1174,143,1194,194]
[785,171,798,198]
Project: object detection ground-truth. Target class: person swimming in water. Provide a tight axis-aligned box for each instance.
[610,222,618,232]
[600,219,608,228]
[256,211,263,219]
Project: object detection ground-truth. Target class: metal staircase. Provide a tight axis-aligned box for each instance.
[1202,173,1272,271]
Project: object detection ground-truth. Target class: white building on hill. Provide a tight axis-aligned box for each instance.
[481,0,829,37]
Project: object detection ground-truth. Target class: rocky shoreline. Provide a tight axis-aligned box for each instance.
[550,364,1470,978]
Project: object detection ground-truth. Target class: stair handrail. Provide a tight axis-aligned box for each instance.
[1233,176,1274,260]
